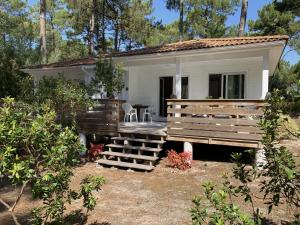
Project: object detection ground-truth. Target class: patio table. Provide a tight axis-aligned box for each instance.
[132,104,148,122]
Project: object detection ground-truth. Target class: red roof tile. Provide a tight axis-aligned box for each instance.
[112,35,288,57]
[26,35,288,69]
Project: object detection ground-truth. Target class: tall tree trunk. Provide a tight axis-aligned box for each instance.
[179,0,184,41]
[89,0,96,56]
[89,13,95,55]
[40,0,47,62]
[238,0,248,37]
[101,0,106,53]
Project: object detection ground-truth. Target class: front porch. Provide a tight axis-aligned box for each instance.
[77,99,265,171]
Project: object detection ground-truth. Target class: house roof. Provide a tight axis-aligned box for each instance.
[25,57,97,69]
[112,35,288,57]
[26,35,288,69]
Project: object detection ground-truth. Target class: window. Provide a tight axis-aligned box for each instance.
[181,77,189,99]
[209,74,245,99]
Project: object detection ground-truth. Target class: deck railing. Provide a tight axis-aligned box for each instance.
[77,99,125,136]
[167,99,266,148]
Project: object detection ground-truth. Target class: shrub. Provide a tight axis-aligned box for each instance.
[89,143,104,161]
[190,179,257,225]
[190,89,300,224]
[34,75,92,127]
[167,149,192,170]
[91,57,125,99]
[0,98,105,225]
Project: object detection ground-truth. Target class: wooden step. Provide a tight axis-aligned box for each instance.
[111,137,165,144]
[118,130,167,137]
[97,159,154,171]
[100,151,158,161]
[106,144,162,152]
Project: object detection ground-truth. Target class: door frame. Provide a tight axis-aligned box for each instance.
[158,75,190,118]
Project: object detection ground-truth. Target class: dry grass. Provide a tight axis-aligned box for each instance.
[0,140,299,225]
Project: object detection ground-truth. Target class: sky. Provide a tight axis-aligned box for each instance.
[28,0,299,65]
[152,0,299,65]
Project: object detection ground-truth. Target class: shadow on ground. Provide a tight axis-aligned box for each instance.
[62,210,111,225]
[163,141,254,163]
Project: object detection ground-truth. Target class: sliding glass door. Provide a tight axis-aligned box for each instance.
[209,74,245,99]
[227,74,245,99]
[159,76,189,117]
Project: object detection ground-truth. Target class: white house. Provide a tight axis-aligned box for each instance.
[24,35,288,120]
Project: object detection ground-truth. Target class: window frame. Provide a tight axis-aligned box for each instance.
[209,72,246,99]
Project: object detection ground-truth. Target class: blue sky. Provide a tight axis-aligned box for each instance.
[152,0,299,65]
[28,0,299,64]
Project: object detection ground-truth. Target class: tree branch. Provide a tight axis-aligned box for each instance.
[0,197,21,225]
[9,181,28,212]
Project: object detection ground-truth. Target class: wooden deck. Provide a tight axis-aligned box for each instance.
[167,99,266,148]
[119,122,167,136]
[77,99,266,170]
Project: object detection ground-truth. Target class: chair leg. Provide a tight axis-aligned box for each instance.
[124,115,126,123]
[143,114,145,123]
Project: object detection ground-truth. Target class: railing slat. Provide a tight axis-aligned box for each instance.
[77,99,125,136]
[166,99,266,148]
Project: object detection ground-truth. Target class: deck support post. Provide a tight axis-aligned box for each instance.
[184,142,193,160]
[261,53,269,99]
[255,148,266,169]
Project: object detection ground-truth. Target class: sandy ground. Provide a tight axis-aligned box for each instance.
[0,140,299,225]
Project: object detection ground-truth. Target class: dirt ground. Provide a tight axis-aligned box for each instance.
[0,140,299,225]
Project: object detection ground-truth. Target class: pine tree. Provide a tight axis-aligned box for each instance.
[165,0,186,41]
[40,0,47,62]
[186,0,239,38]
[248,2,300,50]
[238,0,248,37]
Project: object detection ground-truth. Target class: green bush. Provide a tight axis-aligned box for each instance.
[34,75,92,127]
[91,57,124,99]
[0,98,105,225]
[190,89,300,225]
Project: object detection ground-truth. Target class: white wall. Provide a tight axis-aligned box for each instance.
[127,57,264,119]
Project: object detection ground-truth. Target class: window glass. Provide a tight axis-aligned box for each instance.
[208,73,245,99]
[181,77,189,99]
[227,74,244,99]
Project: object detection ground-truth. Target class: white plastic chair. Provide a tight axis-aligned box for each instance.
[122,103,138,122]
[143,106,153,123]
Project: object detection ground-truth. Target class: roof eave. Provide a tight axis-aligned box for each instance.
[112,40,287,63]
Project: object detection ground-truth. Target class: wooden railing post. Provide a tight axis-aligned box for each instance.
[166,99,266,149]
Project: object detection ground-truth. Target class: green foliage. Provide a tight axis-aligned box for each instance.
[190,89,300,224]
[190,178,256,225]
[186,0,239,38]
[248,4,297,36]
[34,75,92,127]
[92,57,125,98]
[0,97,105,225]
[259,89,300,211]
[248,2,300,52]
[0,49,34,99]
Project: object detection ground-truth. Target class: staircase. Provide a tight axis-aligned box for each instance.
[97,131,166,171]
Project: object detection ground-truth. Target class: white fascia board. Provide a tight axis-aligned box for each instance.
[112,41,286,63]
